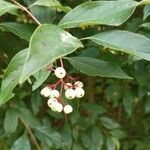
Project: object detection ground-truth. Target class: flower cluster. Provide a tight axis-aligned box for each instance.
[40,64,85,114]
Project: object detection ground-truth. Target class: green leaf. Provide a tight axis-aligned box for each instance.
[0,49,28,105]
[86,30,150,61]
[19,24,83,83]
[16,107,41,128]
[31,90,42,114]
[34,126,63,148]
[30,0,71,13]
[140,23,150,30]
[81,133,92,149]
[0,22,36,41]
[11,134,31,150]
[66,57,132,79]
[123,92,133,116]
[59,0,138,28]
[143,6,150,20]
[30,6,56,24]
[4,108,19,134]
[81,103,106,115]
[91,126,103,150]
[0,31,28,58]
[110,129,126,140]
[106,137,116,150]
[100,117,121,130]
[32,68,50,91]
[0,0,19,17]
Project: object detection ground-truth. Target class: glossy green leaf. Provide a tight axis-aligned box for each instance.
[19,24,83,83]
[59,0,138,28]
[66,57,132,79]
[0,22,36,41]
[86,30,150,61]
[143,6,150,20]
[32,68,50,91]
[4,108,19,134]
[0,49,28,105]
[11,134,31,150]
[0,0,19,17]
[30,0,71,13]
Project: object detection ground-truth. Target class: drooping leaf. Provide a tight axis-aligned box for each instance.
[19,24,83,83]
[86,30,150,61]
[4,108,19,134]
[0,22,36,41]
[30,0,71,13]
[143,5,150,20]
[0,0,19,17]
[0,49,28,105]
[59,0,139,28]
[11,134,31,150]
[32,68,50,91]
[66,57,132,79]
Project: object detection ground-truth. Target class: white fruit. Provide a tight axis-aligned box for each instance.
[65,89,76,99]
[56,103,63,112]
[50,103,59,112]
[47,98,58,107]
[74,81,83,88]
[40,87,51,97]
[47,98,62,112]
[50,90,60,98]
[75,88,85,98]
[63,105,73,114]
[54,67,66,79]
[64,83,73,90]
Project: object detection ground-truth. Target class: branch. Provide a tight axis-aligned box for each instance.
[20,119,41,150]
[11,0,42,26]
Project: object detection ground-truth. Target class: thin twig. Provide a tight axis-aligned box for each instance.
[11,0,42,26]
[20,119,41,150]
[60,58,64,68]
